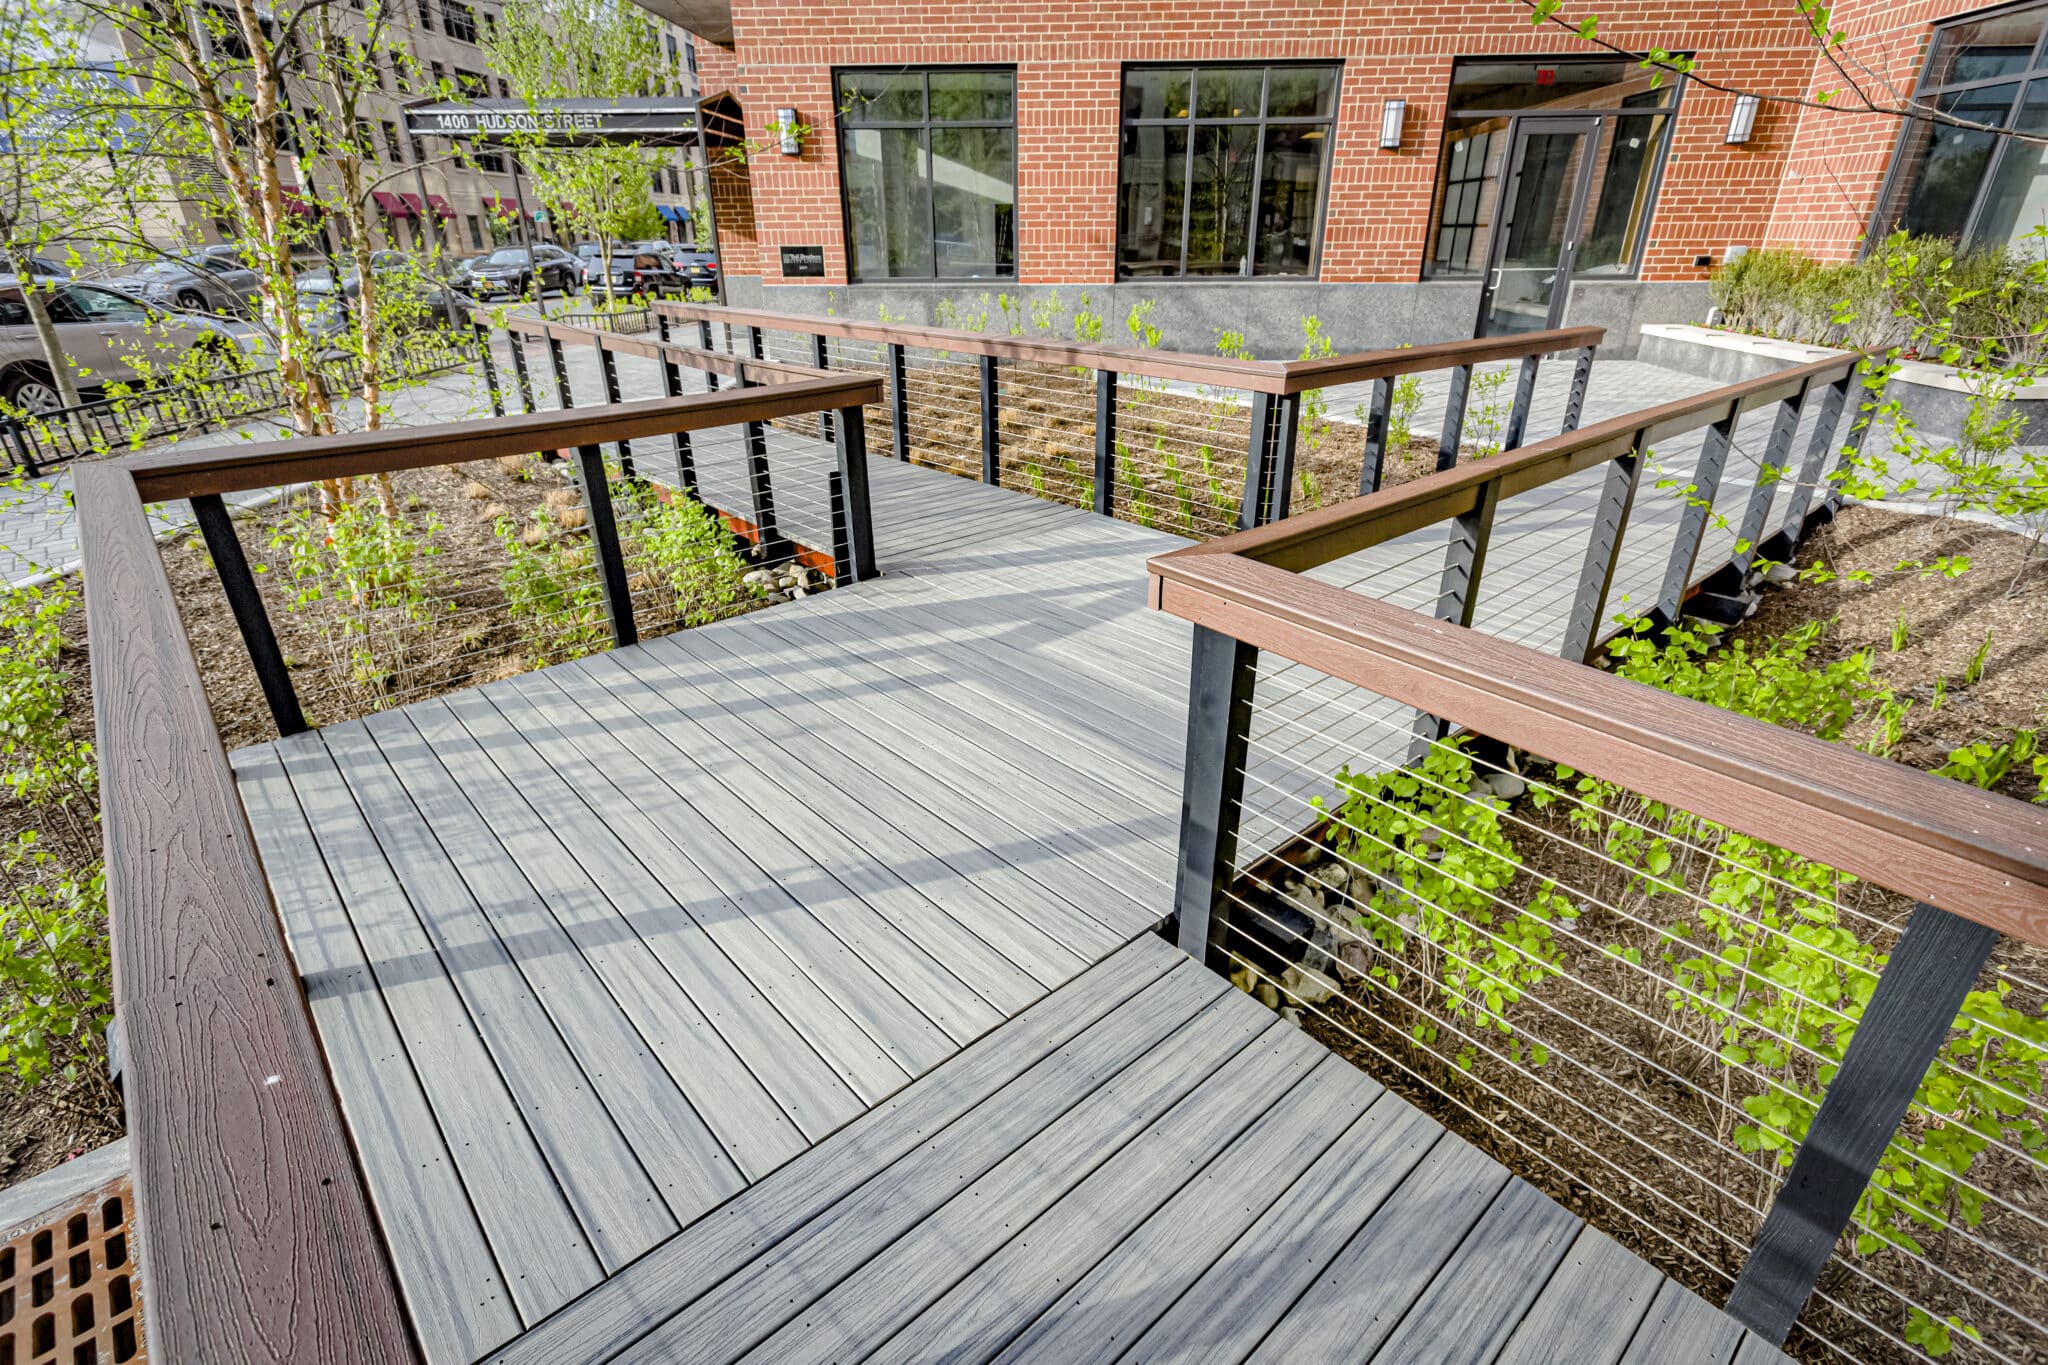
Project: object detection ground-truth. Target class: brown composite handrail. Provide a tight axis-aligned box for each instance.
[1147,547,2048,948]
[653,299,1604,395]
[499,314,834,388]
[78,457,420,1362]
[1152,348,1867,575]
[120,373,883,501]
[80,371,885,1360]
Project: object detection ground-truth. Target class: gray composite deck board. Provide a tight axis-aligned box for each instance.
[486,940,1187,1365]
[237,394,1806,1362]
[1620,1278,1750,1364]
[1494,1226,1665,1365]
[266,733,604,1324]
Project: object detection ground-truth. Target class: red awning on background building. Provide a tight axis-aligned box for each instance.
[278,184,319,218]
[399,192,427,217]
[425,194,455,221]
[371,190,414,217]
[480,196,526,218]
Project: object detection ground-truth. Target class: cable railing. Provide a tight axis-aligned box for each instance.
[71,342,881,1361]
[0,327,480,475]
[652,299,1606,538]
[1145,345,2048,1364]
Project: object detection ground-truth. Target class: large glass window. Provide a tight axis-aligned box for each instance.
[1423,58,1678,280]
[836,68,1015,281]
[1873,2,2048,248]
[1117,64,1338,278]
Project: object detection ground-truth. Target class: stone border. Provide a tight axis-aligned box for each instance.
[0,1138,129,1237]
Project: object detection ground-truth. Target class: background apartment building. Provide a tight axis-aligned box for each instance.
[673,0,2048,355]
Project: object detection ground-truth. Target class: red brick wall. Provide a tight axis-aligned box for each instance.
[1763,0,1980,259]
[708,0,1954,286]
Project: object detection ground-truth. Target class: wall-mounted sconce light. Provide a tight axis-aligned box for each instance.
[1379,99,1406,150]
[774,107,802,156]
[1726,93,1760,145]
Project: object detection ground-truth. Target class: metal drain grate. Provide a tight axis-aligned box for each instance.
[0,1173,143,1365]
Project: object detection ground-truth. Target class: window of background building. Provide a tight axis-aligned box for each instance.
[1422,58,1677,281]
[1874,2,2048,248]
[467,214,484,249]
[1116,64,1338,279]
[444,0,477,43]
[416,0,434,33]
[430,59,447,92]
[382,120,405,162]
[356,118,378,161]
[836,68,1016,280]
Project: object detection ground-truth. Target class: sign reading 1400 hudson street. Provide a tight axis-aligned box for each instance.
[404,101,701,144]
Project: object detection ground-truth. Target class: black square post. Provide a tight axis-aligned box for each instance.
[979,353,1000,484]
[888,342,910,461]
[570,444,638,648]
[1093,370,1118,516]
[192,493,305,737]
[1436,363,1473,471]
[833,405,878,581]
[1503,354,1541,452]
[472,320,505,417]
[507,332,536,413]
[1172,625,1259,967]
[1358,375,1393,496]
[596,340,634,477]
[811,333,835,444]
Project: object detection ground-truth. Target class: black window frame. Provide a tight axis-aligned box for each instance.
[1866,0,2048,250]
[1114,60,1342,282]
[443,0,477,43]
[1420,54,1683,284]
[833,65,1019,283]
[381,119,405,163]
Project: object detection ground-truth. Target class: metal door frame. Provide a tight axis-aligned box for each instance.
[1472,114,1602,337]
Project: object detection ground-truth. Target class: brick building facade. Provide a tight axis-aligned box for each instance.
[685,0,2036,354]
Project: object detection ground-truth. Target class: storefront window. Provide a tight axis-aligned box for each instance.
[1116,64,1339,279]
[1423,57,1677,281]
[837,68,1015,281]
[1874,3,2048,248]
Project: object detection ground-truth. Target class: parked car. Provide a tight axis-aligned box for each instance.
[669,249,719,287]
[101,255,264,317]
[594,250,683,297]
[466,244,580,299]
[0,279,260,414]
[292,251,462,335]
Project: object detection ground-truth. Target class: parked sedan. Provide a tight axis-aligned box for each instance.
[0,280,260,413]
[101,255,264,316]
[466,244,580,299]
[669,249,719,287]
[595,251,683,297]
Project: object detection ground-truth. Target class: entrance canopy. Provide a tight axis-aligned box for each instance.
[403,95,743,149]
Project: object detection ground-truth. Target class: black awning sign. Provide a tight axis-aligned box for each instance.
[404,102,701,143]
[780,245,825,278]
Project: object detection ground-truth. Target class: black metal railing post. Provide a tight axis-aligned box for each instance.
[1093,370,1117,516]
[473,320,505,417]
[657,348,697,494]
[888,342,910,461]
[1436,364,1473,471]
[546,335,573,409]
[192,493,305,737]
[811,333,835,445]
[1560,345,1596,433]
[833,404,877,582]
[1503,354,1541,452]
[1558,429,1650,664]
[1171,625,1259,968]
[1655,407,1741,623]
[979,354,999,484]
[1725,376,1812,582]
[507,332,537,413]
[733,365,788,562]
[1409,474,1504,756]
[1238,391,1302,529]
[569,444,638,648]
[697,319,720,391]
[746,324,764,361]
[1358,375,1393,496]
[596,339,635,478]
[1726,902,1997,1346]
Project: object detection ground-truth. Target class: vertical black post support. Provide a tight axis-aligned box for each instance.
[829,468,851,584]
[1409,476,1503,759]
[658,351,697,494]
[1728,378,1811,580]
[746,324,764,361]
[473,320,505,417]
[596,341,635,478]
[1172,624,1259,968]
[1268,392,1302,523]
[547,335,573,408]
[979,353,1000,485]
[1559,433,1649,663]
[1775,370,1851,546]
[4,420,39,479]
[1436,363,1473,471]
[696,319,720,392]
[1093,370,1118,516]
[192,493,305,737]
[1655,407,1740,622]
[888,342,910,461]
[508,332,536,413]
[1358,375,1393,496]
[833,405,877,581]
[656,311,671,343]
[1559,345,1596,434]
[1503,354,1541,452]
[569,444,638,648]
[1238,391,1303,528]
[811,333,835,445]
[1726,902,1997,1346]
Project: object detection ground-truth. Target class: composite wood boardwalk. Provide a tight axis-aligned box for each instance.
[233,415,1799,1362]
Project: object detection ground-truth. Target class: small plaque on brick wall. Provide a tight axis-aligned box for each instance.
[780,245,825,278]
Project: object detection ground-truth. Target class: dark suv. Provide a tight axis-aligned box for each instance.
[465,245,580,299]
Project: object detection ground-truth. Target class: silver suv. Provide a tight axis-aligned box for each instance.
[0,280,261,413]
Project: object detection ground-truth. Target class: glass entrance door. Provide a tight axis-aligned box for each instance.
[1476,118,1597,336]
